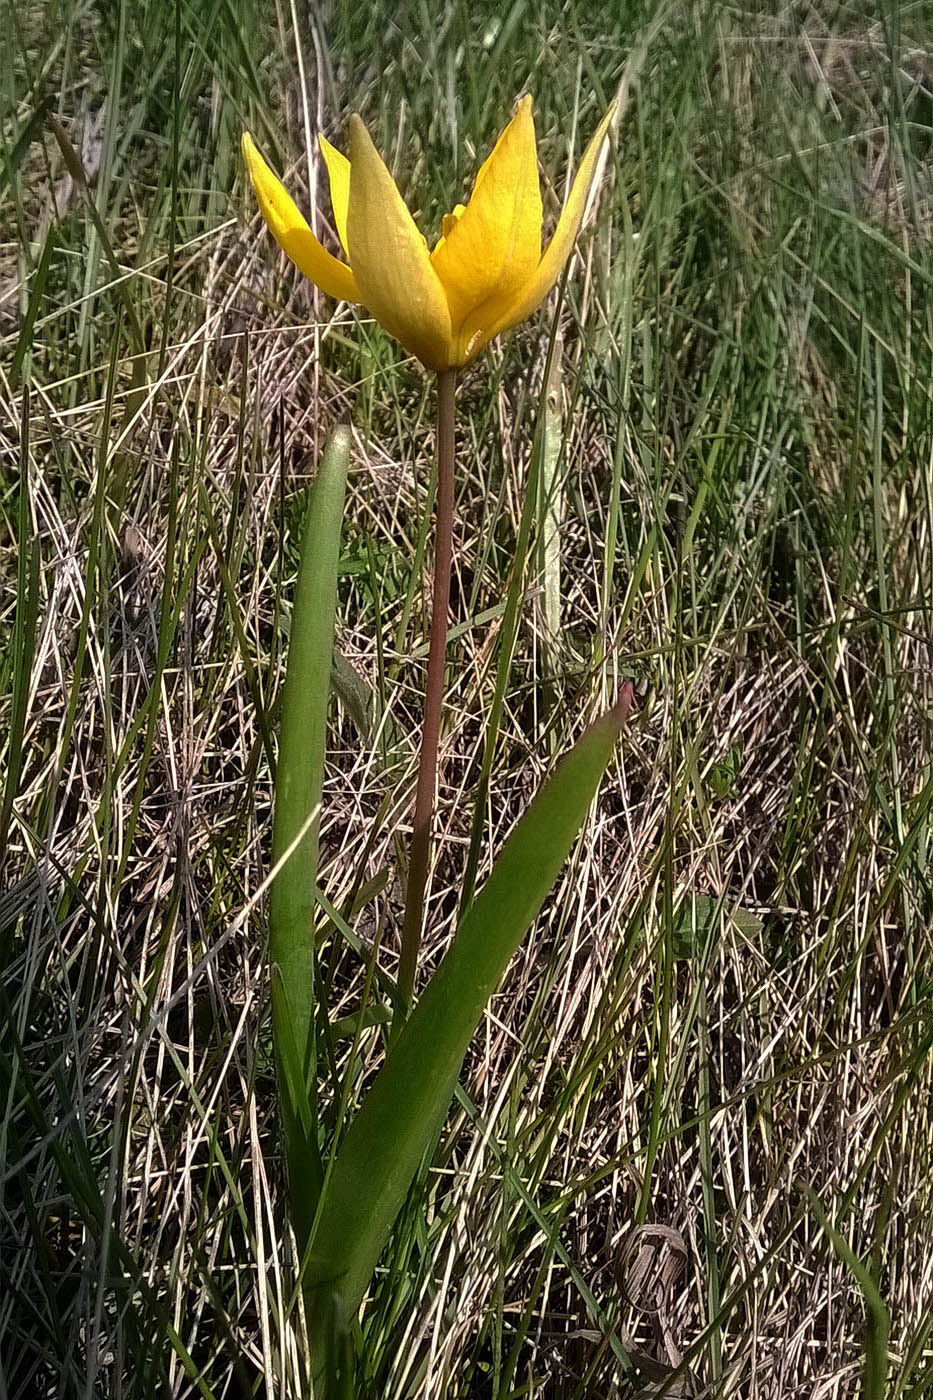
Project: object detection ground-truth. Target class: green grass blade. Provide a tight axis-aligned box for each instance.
[270,425,351,1249]
[537,332,563,681]
[10,226,56,388]
[803,1185,891,1400]
[308,687,633,1322]
[0,387,41,865]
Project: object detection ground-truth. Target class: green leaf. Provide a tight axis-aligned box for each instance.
[670,893,762,960]
[307,689,632,1323]
[269,425,350,1249]
[707,738,744,799]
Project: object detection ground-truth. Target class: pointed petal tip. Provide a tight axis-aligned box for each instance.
[241,130,259,169]
[459,94,617,362]
[240,131,358,304]
[431,91,542,361]
[347,113,379,170]
[318,131,351,255]
[345,111,452,368]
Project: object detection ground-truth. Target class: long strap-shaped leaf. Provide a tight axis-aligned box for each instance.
[270,425,350,1251]
[308,685,633,1322]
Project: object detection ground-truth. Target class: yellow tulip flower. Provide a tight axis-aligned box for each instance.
[241,96,616,370]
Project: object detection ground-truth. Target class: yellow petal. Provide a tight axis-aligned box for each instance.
[318,133,350,256]
[430,95,542,362]
[241,132,357,302]
[463,97,617,364]
[346,114,453,370]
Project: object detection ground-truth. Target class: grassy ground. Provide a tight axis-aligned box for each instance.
[3,0,933,1395]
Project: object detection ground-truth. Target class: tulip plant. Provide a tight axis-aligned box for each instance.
[243,93,628,1391]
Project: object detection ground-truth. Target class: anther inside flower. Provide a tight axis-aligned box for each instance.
[241,96,616,371]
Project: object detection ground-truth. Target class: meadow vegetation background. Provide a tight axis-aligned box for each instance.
[2,0,932,1395]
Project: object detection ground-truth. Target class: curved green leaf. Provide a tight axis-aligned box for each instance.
[270,424,350,1248]
[308,687,633,1321]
